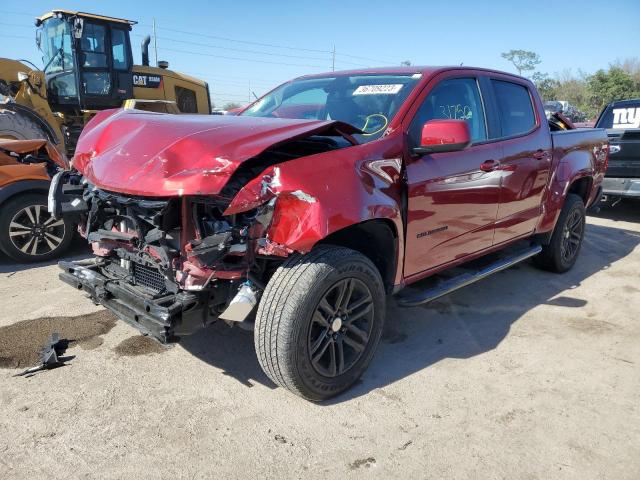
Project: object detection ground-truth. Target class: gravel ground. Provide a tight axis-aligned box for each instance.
[0,202,638,479]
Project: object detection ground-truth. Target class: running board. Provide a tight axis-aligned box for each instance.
[397,244,542,307]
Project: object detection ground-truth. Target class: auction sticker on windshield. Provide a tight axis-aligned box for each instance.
[353,84,403,95]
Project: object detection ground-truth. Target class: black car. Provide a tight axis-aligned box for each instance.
[595,99,640,201]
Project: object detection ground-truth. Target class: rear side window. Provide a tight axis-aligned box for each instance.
[492,80,536,137]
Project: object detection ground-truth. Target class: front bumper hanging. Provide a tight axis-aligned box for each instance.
[58,260,209,342]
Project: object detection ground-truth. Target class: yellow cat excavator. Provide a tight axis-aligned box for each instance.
[0,10,211,263]
[0,9,211,159]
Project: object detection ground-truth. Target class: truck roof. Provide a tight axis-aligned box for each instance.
[36,10,137,26]
[296,66,529,82]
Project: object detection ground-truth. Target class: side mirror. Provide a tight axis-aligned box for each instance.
[73,18,84,39]
[413,119,471,155]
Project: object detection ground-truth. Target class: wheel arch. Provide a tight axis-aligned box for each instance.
[318,219,398,294]
[567,176,593,205]
[0,103,60,145]
[0,179,50,207]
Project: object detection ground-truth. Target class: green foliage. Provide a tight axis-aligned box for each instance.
[501,49,541,76]
[586,67,640,114]
[532,72,559,101]
[525,57,640,119]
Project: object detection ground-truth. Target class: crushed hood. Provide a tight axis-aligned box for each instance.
[73,110,358,197]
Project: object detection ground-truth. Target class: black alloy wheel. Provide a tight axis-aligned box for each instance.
[308,278,375,377]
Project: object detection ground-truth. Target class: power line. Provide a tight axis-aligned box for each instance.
[131,33,330,62]
[160,46,327,69]
[0,34,33,40]
[144,24,330,54]
[0,9,399,66]
[0,21,32,29]
[0,10,37,17]
[208,92,251,98]
[334,51,398,64]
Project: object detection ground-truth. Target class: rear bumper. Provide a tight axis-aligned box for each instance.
[602,177,640,198]
[58,260,209,343]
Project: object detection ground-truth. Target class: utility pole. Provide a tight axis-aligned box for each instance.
[332,45,335,72]
[248,79,251,104]
[152,18,158,66]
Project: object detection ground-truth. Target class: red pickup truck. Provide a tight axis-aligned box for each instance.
[50,66,608,400]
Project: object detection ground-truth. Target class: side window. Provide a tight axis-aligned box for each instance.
[492,80,536,137]
[175,86,198,113]
[409,78,487,147]
[111,29,130,70]
[80,23,107,68]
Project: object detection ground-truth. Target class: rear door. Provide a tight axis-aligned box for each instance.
[488,77,552,244]
[403,73,501,278]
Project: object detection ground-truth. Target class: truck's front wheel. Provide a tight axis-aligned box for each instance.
[255,245,385,401]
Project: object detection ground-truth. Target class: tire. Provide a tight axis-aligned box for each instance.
[533,193,586,273]
[0,193,74,262]
[255,245,385,401]
[0,109,47,140]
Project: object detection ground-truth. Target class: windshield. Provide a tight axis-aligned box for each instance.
[596,102,640,130]
[241,74,422,142]
[40,18,74,74]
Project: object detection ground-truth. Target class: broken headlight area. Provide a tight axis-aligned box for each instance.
[51,174,287,340]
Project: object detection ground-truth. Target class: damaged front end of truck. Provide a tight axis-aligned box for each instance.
[49,110,390,342]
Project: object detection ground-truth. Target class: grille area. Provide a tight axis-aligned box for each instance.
[132,262,165,292]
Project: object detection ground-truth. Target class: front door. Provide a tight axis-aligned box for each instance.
[404,76,502,278]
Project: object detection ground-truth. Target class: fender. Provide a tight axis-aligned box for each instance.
[536,146,596,234]
[0,179,50,205]
[225,138,406,280]
[0,103,60,145]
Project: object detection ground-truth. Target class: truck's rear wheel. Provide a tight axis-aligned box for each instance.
[534,193,586,273]
[0,193,73,262]
[255,245,385,401]
[0,109,47,140]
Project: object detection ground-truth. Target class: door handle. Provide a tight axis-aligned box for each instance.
[480,159,500,172]
[533,150,549,160]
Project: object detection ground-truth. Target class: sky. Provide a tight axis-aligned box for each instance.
[1,0,639,108]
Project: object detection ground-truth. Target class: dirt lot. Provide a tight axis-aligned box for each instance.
[1,202,639,479]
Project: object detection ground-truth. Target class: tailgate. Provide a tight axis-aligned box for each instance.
[607,129,640,178]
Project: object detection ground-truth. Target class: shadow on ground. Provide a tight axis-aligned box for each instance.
[0,236,90,274]
[180,222,640,402]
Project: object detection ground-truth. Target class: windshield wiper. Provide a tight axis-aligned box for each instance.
[43,47,63,73]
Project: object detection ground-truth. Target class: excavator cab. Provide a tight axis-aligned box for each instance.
[36,10,135,111]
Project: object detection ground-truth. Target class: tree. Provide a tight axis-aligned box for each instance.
[501,49,541,76]
[532,72,559,101]
[223,102,242,111]
[586,67,639,115]
[400,60,412,66]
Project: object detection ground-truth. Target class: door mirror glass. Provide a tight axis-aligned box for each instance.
[413,119,471,154]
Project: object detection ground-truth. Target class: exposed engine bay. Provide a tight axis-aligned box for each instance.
[50,131,354,342]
